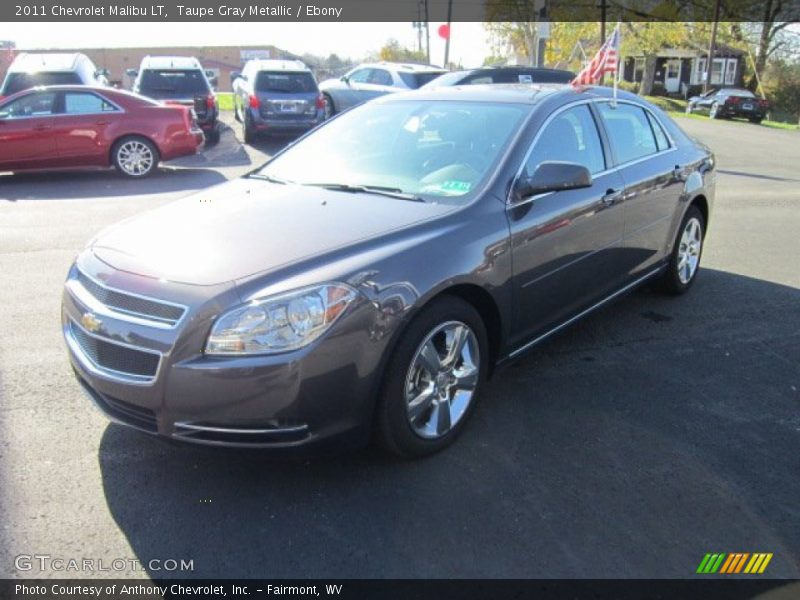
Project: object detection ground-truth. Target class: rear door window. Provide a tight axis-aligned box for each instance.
[398,71,447,88]
[368,69,393,86]
[525,104,606,175]
[64,92,118,114]
[138,69,209,96]
[596,102,659,165]
[255,71,317,93]
[646,112,670,151]
[2,72,81,96]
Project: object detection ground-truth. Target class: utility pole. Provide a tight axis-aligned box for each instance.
[600,0,607,84]
[424,0,430,64]
[443,0,453,67]
[704,0,721,93]
[600,0,607,45]
[415,2,423,54]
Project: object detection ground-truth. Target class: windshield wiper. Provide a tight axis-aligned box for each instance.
[246,173,293,185]
[302,183,424,202]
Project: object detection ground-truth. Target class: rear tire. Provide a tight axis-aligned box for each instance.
[112,136,158,178]
[376,296,488,458]
[749,117,763,124]
[658,205,705,295]
[242,113,256,145]
[323,93,336,119]
[233,99,242,122]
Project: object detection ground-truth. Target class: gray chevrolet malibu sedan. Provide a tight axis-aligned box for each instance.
[63,84,714,457]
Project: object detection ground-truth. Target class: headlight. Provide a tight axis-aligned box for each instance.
[205,283,357,355]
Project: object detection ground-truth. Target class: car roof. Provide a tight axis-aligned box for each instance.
[379,83,647,108]
[360,62,446,73]
[0,85,156,105]
[245,59,310,72]
[139,55,203,70]
[8,52,86,72]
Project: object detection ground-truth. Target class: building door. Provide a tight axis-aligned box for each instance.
[664,59,681,93]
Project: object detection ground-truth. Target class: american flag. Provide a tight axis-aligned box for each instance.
[571,26,620,88]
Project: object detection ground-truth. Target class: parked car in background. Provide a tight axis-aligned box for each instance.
[0,52,107,100]
[422,66,575,88]
[0,86,203,177]
[318,62,446,118]
[130,56,220,143]
[232,59,325,143]
[686,88,768,123]
[62,84,714,457]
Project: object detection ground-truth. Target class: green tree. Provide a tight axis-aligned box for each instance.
[378,39,426,64]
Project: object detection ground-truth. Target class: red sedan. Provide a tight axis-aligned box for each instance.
[0,86,204,177]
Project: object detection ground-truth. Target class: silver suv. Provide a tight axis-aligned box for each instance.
[318,62,445,118]
[0,52,107,99]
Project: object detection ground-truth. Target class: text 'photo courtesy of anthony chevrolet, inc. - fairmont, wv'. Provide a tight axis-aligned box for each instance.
[1,0,799,599]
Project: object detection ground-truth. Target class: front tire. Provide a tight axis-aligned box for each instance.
[658,205,705,295]
[376,296,488,458]
[749,117,763,124]
[709,103,720,119]
[112,136,158,178]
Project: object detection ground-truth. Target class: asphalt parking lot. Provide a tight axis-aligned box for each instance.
[0,113,798,579]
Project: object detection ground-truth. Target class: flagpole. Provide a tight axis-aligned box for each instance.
[613,24,620,108]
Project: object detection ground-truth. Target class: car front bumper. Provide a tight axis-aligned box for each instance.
[61,254,385,450]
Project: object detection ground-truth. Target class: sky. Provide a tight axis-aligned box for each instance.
[9,22,495,67]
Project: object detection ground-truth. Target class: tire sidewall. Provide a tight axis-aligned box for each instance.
[323,93,335,119]
[113,136,158,178]
[377,296,489,458]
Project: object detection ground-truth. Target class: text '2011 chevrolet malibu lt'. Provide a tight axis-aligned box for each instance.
[63,84,714,457]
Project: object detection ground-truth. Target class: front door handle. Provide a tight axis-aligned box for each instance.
[601,188,623,206]
[33,124,51,131]
[96,120,110,126]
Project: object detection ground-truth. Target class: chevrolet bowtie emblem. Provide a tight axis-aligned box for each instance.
[80,312,102,333]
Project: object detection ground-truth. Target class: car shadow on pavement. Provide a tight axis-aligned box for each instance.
[97,268,800,579]
[0,168,228,201]
[169,122,257,170]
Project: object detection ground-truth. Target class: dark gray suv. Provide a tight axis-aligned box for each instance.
[232,59,324,143]
[62,85,714,457]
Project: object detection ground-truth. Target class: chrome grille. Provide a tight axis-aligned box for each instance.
[69,321,160,379]
[76,270,185,326]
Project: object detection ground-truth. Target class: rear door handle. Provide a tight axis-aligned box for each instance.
[33,124,51,131]
[601,188,623,206]
[96,120,110,126]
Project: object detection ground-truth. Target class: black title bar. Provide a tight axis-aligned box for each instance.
[3,0,800,22]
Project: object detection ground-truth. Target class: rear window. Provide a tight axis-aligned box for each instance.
[2,72,81,96]
[138,69,209,96]
[398,71,447,89]
[721,89,755,98]
[255,71,317,93]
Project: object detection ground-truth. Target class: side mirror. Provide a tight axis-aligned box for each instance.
[513,161,592,201]
[125,69,138,78]
[340,75,349,84]
[231,71,241,81]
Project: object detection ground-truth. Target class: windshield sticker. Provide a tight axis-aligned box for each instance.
[421,180,473,196]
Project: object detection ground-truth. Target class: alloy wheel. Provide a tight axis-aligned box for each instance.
[404,321,480,439]
[117,140,154,176]
[677,217,703,284]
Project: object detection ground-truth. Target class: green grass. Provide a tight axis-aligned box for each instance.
[638,94,797,130]
[216,92,234,111]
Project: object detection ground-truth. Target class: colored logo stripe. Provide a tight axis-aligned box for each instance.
[697,553,773,574]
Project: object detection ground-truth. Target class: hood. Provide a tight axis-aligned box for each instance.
[91,178,453,286]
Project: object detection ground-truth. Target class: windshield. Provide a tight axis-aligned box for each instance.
[138,69,209,97]
[256,71,317,93]
[258,99,526,201]
[398,71,448,89]
[2,72,81,96]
